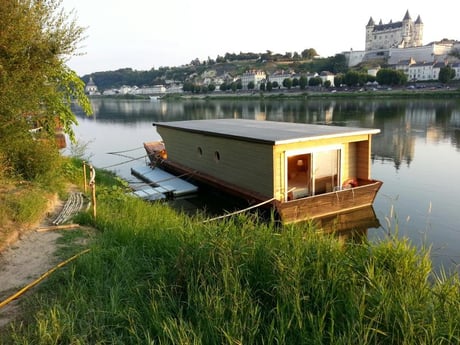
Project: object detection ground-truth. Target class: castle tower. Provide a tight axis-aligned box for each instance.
[414,15,424,47]
[365,17,375,51]
[401,10,412,47]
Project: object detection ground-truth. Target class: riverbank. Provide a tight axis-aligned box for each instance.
[94,84,460,101]
[2,162,460,344]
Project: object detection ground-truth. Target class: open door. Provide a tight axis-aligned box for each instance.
[287,154,311,200]
[286,147,341,200]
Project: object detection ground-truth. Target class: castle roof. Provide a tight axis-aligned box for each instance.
[374,21,403,32]
[403,10,411,21]
[368,10,422,32]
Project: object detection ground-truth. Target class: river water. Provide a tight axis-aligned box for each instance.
[69,97,460,272]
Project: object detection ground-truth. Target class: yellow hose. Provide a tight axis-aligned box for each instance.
[0,248,91,309]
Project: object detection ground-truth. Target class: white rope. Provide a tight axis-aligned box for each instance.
[202,188,296,223]
[202,197,277,223]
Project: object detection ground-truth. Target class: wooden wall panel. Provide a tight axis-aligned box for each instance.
[158,127,274,197]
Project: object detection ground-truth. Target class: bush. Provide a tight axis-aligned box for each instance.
[1,131,62,188]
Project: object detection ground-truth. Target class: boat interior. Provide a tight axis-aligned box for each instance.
[287,152,340,200]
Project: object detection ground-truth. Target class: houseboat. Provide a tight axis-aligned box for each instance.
[144,119,382,224]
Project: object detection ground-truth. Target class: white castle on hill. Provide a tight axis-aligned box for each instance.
[365,10,423,50]
[344,10,459,69]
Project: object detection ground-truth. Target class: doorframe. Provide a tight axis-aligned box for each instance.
[284,144,344,200]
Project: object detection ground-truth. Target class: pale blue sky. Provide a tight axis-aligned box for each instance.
[61,0,459,76]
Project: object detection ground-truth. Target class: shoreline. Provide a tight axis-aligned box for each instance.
[90,87,460,101]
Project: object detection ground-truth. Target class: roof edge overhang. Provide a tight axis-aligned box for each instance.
[153,122,381,146]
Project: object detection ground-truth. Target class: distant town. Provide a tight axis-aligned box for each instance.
[84,10,460,97]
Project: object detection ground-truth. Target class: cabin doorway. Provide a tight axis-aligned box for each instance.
[287,154,311,200]
[286,148,341,200]
[311,149,340,195]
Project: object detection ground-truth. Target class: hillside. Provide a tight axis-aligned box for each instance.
[81,54,349,91]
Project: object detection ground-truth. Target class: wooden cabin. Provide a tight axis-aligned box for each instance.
[147,119,382,224]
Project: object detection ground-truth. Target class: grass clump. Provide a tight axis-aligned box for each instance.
[3,174,460,344]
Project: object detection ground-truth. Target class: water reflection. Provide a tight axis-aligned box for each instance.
[77,97,460,155]
[71,97,460,272]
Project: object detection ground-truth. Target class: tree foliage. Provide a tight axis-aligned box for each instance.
[0,0,91,141]
[282,78,292,89]
[376,68,407,86]
[301,48,318,59]
[0,0,91,180]
[439,65,456,84]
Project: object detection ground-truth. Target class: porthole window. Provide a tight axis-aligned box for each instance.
[197,146,203,157]
[214,151,221,162]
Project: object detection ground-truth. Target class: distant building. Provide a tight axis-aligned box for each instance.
[343,12,459,70]
[319,71,335,87]
[366,10,423,51]
[241,70,266,89]
[452,62,460,80]
[268,71,293,86]
[85,77,99,95]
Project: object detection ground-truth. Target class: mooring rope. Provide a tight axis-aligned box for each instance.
[131,170,195,190]
[202,197,277,223]
[100,154,147,169]
[202,188,296,223]
[107,146,144,155]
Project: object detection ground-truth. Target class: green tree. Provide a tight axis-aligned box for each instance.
[266,81,273,92]
[376,68,407,86]
[282,78,293,89]
[439,65,456,84]
[343,71,361,86]
[301,48,318,59]
[299,76,308,90]
[308,77,322,87]
[0,0,91,141]
[247,81,255,90]
[0,0,91,180]
[334,74,344,87]
[292,78,299,88]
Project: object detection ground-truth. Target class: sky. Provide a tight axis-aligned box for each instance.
[61,0,459,76]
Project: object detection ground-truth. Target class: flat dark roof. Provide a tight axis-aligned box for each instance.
[154,119,380,145]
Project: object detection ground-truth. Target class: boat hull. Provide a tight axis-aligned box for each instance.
[275,180,382,224]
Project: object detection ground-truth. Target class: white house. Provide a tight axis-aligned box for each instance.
[241,70,266,89]
[452,62,460,80]
[407,61,441,81]
[319,71,335,87]
[268,71,293,86]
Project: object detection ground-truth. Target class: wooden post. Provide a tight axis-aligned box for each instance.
[83,161,87,193]
[89,165,96,220]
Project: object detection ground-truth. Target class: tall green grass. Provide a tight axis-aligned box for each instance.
[3,178,460,344]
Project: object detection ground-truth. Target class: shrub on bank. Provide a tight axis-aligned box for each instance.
[4,180,460,344]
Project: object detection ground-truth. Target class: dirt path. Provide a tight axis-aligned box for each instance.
[0,191,87,328]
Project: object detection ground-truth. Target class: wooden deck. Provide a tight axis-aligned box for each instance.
[130,165,198,200]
